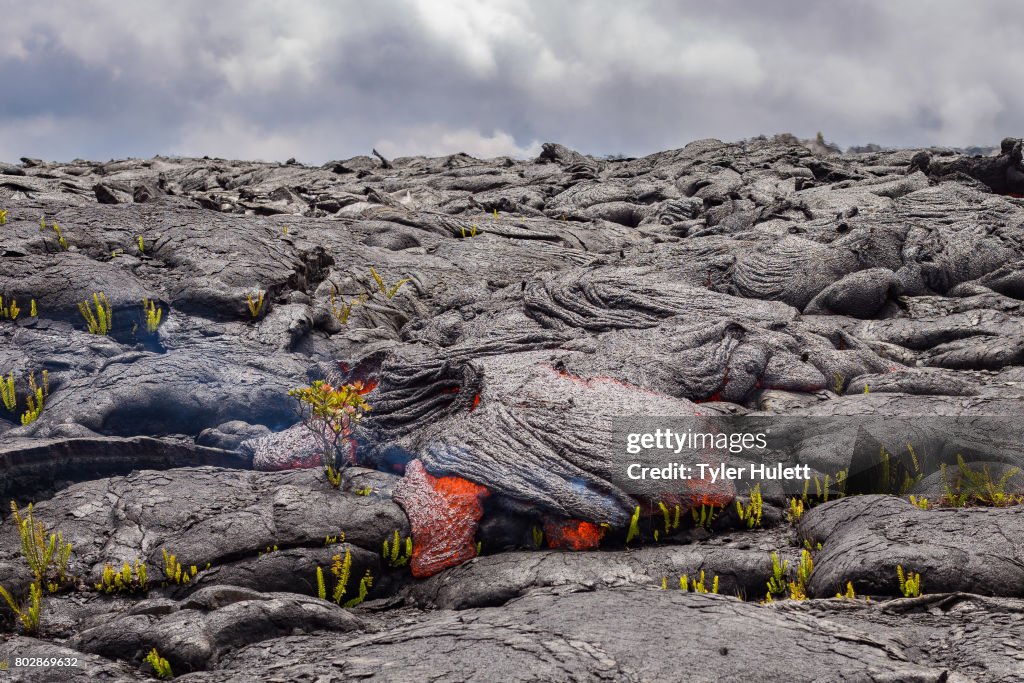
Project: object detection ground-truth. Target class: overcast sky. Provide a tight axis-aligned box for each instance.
[1,1,1021,163]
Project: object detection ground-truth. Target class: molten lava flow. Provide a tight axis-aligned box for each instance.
[470,393,480,412]
[691,367,733,403]
[543,518,604,550]
[434,471,488,499]
[393,460,490,578]
[357,378,378,395]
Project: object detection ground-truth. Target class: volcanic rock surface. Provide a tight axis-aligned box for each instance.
[3,137,1024,680]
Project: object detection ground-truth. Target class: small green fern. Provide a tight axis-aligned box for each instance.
[625,505,641,545]
[736,484,763,529]
[161,549,198,585]
[78,292,112,335]
[370,267,411,299]
[691,504,717,529]
[836,581,856,600]
[680,570,719,594]
[96,560,149,594]
[246,291,265,319]
[382,530,413,568]
[343,569,373,608]
[142,299,162,334]
[144,648,173,679]
[0,295,20,320]
[766,551,788,599]
[1,372,15,412]
[897,565,922,597]
[0,580,42,634]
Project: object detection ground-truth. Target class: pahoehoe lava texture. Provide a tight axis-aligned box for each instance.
[3,136,1024,680]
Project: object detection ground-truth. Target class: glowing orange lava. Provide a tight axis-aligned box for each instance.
[393,460,490,578]
[433,471,490,499]
[543,518,604,550]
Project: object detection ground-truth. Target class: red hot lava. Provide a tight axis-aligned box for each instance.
[393,460,490,578]
[543,518,604,550]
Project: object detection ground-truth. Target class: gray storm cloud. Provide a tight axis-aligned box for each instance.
[0,0,1021,163]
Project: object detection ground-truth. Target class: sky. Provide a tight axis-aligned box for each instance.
[1,0,1021,164]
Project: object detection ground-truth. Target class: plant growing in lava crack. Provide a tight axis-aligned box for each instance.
[144,648,173,679]
[897,565,922,598]
[941,454,1021,507]
[0,580,42,634]
[329,290,367,326]
[691,504,717,530]
[345,568,374,607]
[161,549,199,585]
[316,548,372,606]
[787,549,814,600]
[680,570,719,594]
[657,501,681,537]
[0,501,73,634]
[735,484,762,529]
[909,495,929,510]
[370,267,411,299]
[878,444,924,495]
[1,372,15,412]
[765,551,789,601]
[78,292,112,335]
[9,501,71,593]
[19,371,49,425]
[2,371,50,425]
[40,217,68,251]
[246,291,265,319]
[288,380,371,486]
[382,530,413,568]
[96,560,149,594]
[142,299,162,334]
[787,497,804,523]
[836,581,857,600]
[625,505,641,545]
[803,539,823,552]
[0,295,20,320]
